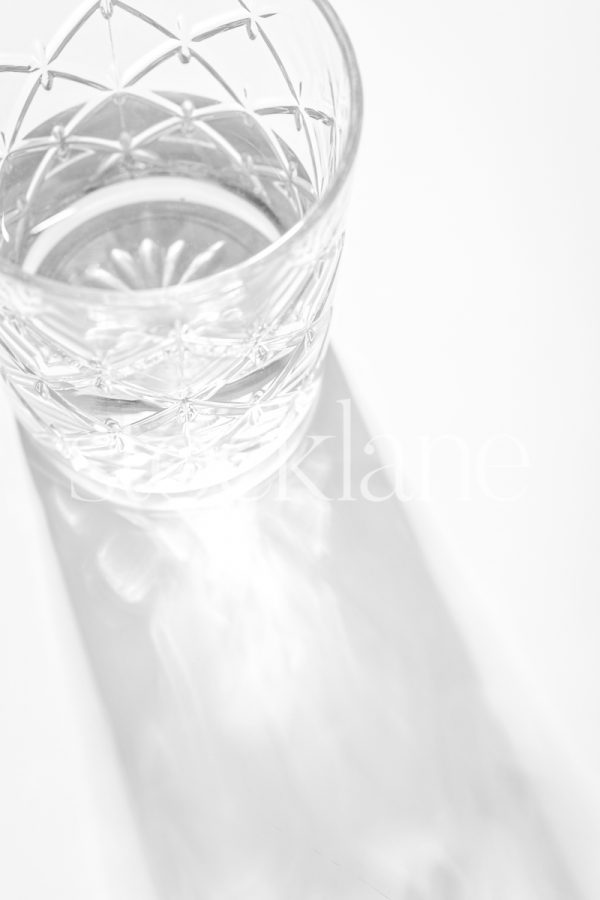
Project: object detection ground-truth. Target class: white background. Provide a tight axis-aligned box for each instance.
[334,0,600,888]
[0,0,599,896]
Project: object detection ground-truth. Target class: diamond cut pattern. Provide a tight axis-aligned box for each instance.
[0,0,349,498]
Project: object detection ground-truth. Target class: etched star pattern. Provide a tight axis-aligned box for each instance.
[0,0,341,494]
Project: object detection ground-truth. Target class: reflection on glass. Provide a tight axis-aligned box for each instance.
[0,0,362,502]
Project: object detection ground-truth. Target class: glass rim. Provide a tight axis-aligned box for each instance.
[0,0,363,307]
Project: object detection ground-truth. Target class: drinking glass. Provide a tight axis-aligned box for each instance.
[0,0,362,505]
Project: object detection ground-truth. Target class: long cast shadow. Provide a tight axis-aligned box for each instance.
[25,353,579,900]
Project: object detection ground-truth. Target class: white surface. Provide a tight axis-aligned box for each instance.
[333,0,600,890]
[0,0,598,896]
[0,394,157,900]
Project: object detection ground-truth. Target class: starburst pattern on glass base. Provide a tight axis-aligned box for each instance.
[0,0,347,502]
[82,239,226,290]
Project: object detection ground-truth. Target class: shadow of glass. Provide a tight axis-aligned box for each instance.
[24,354,579,900]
